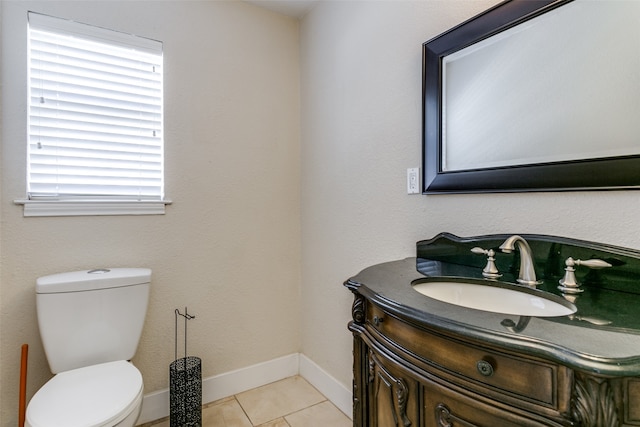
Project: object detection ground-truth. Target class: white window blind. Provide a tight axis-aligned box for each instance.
[27,12,164,203]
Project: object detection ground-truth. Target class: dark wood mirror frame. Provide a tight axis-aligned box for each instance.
[422,0,640,194]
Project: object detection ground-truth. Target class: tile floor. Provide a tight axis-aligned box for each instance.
[139,376,352,427]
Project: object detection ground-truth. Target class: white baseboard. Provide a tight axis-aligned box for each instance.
[201,353,300,403]
[299,354,352,418]
[137,353,352,424]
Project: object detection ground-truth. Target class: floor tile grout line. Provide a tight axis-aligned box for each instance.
[247,397,329,427]
[233,395,256,426]
[239,395,330,426]
[234,376,328,426]
[138,375,340,427]
[142,397,339,427]
[279,399,328,425]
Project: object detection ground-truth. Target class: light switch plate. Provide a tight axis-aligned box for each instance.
[407,168,420,194]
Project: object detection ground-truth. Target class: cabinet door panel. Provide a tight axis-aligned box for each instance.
[424,379,553,427]
[625,377,640,425]
[369,350,420,427]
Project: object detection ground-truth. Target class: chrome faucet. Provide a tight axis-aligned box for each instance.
[499,235,540,287]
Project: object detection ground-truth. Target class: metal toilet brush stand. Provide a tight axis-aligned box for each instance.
[170,308,202,427]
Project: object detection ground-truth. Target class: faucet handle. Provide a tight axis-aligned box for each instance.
[558,257,612,293]
[573,258,612,269]
[471,247,502,279]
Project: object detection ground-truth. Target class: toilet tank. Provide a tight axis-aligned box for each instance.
[36,268,151,374]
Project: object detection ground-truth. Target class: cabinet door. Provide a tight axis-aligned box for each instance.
[424,379,558,427]
[368,349,420,427]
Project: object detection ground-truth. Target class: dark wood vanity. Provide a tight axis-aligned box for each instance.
[345,233,640,426]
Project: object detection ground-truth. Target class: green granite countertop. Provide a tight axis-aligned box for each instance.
[345,233,640,376]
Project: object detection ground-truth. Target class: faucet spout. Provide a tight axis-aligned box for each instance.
[499,235,540,287]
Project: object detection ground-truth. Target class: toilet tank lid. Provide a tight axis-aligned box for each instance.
[37,268,151,294]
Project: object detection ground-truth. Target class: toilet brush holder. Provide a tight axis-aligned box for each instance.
[170,308,202,427]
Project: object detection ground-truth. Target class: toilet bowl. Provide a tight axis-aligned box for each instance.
[26,361,143,427]
[27,268,151,427]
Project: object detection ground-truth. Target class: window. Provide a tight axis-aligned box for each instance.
[19,12,168,216]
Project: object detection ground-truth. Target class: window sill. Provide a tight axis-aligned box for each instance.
[14,199,172,217]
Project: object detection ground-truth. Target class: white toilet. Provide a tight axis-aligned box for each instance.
[26,268,151,427]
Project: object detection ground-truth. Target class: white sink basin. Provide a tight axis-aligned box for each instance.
[412,279,576,317]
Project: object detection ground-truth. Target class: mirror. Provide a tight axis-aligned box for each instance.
[423,0,640,193]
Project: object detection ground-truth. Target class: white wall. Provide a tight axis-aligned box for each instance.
[299,0,640,393]
[0,1,300,425]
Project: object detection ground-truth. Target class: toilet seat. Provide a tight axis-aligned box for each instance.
[26,360,143,427]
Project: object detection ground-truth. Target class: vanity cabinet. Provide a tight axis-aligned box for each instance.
[349,293,572,426]
[345,254,640,427]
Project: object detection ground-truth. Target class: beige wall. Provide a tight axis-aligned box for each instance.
[4,0,640,425]
[0,1,300,425]
[0,0,3,418]
[299,0,640,392]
